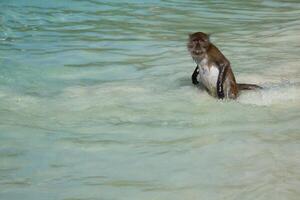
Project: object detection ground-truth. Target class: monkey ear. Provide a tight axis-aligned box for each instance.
[207,34,211,40]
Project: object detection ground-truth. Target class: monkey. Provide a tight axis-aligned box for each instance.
[187,32,262,99]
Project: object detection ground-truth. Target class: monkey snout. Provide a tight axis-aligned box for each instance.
[192,49,202,55]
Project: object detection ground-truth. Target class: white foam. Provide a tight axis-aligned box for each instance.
[238,82,300,106]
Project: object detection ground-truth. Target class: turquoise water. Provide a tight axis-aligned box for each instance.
[1,0,300,199]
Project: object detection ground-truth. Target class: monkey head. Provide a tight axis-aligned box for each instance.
[187,32,210,59]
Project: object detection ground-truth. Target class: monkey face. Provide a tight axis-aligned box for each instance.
[187,32,210,58]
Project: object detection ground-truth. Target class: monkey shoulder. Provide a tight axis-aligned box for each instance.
[208,44,230,68]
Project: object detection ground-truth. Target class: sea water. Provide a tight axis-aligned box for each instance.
[0,0,300,199]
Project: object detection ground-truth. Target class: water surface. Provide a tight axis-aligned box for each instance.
[0,0,300,199]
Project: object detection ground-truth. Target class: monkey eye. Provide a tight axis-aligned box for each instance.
[192,39,201,44]
[193,41,197,45]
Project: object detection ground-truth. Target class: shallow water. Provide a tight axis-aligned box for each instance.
[0,0,300,199]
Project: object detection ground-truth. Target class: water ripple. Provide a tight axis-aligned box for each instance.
[1,1,300,199]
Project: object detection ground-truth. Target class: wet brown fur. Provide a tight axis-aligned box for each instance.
[187,32,261,99]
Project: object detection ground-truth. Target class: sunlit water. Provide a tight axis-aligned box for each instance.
[1,0,300,199]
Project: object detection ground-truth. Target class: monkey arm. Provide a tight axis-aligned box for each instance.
[191,65,199,85]
[216,62,229,99]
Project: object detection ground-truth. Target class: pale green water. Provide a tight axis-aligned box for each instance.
[0,0,300,199]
